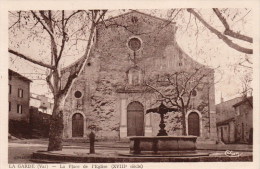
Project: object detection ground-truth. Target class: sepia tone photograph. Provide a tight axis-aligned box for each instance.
[6,7,254,164]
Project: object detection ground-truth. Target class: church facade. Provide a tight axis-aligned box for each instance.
[61,11,217,142]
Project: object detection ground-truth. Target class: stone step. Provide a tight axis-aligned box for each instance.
[31,151,253,163]
[30,159,63,163]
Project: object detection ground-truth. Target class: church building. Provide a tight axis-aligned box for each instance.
[61,10,217,142]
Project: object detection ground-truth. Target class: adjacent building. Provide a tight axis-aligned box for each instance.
[216,96,253,144]
[8,69,32,122]
[216,97,243,143]
[233,96,253,144]
[8,70,53,138]
[30,93,54,115]
[8,69,32,137]
[61,10,217,142]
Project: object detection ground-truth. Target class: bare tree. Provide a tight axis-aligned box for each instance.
[186,8,252,54]
[240,71,253,98]
[144,66,214,135]
[9,10,107,151]
[167,8,253,55]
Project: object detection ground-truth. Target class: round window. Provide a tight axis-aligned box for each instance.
[74,91,82,98]
[128,37,142,51]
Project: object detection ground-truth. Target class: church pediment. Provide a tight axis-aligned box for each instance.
[99,10,177,37]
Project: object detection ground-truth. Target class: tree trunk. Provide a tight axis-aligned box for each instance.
[47,96,65,151]
[182,110,187,136]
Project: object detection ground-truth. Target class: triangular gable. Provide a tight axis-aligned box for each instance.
[102,10,176,25]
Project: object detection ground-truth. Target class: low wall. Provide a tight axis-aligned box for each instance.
[29,107,51,138]
[129,136,197,154]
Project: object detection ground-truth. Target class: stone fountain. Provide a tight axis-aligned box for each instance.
[127,102,204,156]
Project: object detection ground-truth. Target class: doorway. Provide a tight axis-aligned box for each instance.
[127,101,144,136]
[72,113,84,137]
[188,112,200,136]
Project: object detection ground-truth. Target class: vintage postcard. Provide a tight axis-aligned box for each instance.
[0,0,259,169]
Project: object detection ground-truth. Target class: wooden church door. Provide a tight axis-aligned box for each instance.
[72,113,84,137]
[188,112,200,136]
[127,101,144,136]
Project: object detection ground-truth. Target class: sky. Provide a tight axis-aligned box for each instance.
[8,9,253,104]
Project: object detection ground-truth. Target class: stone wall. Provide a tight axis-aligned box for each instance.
[29,107,51,138]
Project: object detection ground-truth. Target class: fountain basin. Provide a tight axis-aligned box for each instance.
[129,136,197,154]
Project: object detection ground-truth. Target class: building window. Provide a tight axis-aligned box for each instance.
[17,104,22,114]
[132,71,139,85]
[74,91,82,99]
[9,84,12,94]
[18,88,23,98]
[192,89,197,97]
[128,67,143,85]
[9,102,11,111]
[128,37,142,51]
[236,107,240,116]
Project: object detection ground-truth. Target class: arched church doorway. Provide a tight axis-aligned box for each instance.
[188,112,200,136]
[127,101,144,136]
[72,113,84,137]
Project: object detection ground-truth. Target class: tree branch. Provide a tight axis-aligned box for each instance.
[159,9,182,31]
[9,48,55,70]
[64,10,83,26]
[145,82,166,98]
[174,73,181,99]
[186,73,208,107]
[182,68,203,94]
[61,10,107,96]
[9,11,22,30]
[213,8,253,43]
[145,82,180,108]
[95,10,107,24]
[187,8,253,54]
[31,11,55,40]
[239,62,252,69]
[46,71,55,94]
[39,11,51,24]
[57,10,66,64]
[36,10,59,65]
